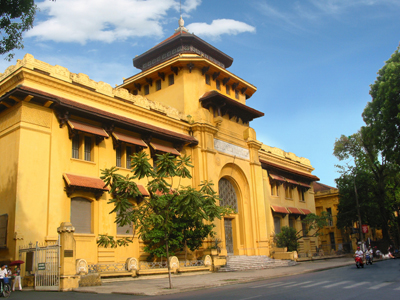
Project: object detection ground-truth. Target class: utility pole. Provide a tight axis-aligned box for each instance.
[354,177,364,247]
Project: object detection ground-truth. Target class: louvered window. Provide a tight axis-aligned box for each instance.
[71,198,92,233]
[84,136,92,161]
[274,217,281,234]
[218,178,238,212]
[72,135,80,159]
[116,147,122,167]
[0,214,8,248]
[126,146,132,169]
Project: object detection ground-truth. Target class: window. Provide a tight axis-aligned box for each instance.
[126,146,132,169]
[168,74,174,86]
[156,79,161,91]
[117,211,133,235]
[71,134,93,161]
[72,135,80,159]
[0,214,8,248]
[216,80,220,90]
[289,218,295,229]
[235,89,239,99]
[285,184,293,199]
[218,178,238,213]
[116,144,137,169]
[205,74,210,85]
[71,197,91,233]
[327,208,333,226]
[144,85,149,95]
[302,221,307,236]
[298,188,305,201]
[84,136,92,161]
[226,85,230,95]
[270,181,279,196]
[274,217,281,234]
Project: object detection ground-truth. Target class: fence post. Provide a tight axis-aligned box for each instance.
[57,222,79,291]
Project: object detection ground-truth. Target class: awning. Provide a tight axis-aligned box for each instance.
[260,159,320,181]
[67,120,109,138]
[271,205,289,214]
[269,173,285,182]
[112,132,147,148]
[150,142,180,156]
[287,207,304,215]
[63,173,108,199]
[298,182,311,188]
[137,184,150,197]
[300,208,312,215]
[285,178,298,185]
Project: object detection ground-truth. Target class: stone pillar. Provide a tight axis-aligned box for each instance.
[57,222,80,291]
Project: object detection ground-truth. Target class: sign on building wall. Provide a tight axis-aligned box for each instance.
[214,139,250,160]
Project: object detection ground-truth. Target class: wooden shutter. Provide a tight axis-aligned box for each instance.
[71,198,91,233]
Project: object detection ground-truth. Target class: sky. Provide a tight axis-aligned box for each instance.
[1,0,400,187]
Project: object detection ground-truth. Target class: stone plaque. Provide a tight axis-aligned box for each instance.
[64,250,73,257]
[214,139,249,160]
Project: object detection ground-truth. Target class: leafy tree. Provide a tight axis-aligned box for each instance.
[98,152,231,289]
[1,0,37,60]
[274,212,331,252]
[362,45,400,166]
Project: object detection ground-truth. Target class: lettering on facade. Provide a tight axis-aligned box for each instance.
[214,139,249,160]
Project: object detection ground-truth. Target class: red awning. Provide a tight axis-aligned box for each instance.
[271,205,289,214]
[269,173,285,182]
[63,173,108,191]
[300,208,312,215]
[137,184,149,197]
[150,142,180,156]
[112,132,147,148]
[285,178,298,185]
[67,120,109,138]
[287,207,304,215]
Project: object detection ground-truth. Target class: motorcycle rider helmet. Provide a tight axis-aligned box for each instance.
[357,247,360,250]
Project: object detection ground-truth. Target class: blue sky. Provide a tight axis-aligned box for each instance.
[2,0,400,187]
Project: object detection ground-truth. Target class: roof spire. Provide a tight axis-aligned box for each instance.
[175,0,189,33]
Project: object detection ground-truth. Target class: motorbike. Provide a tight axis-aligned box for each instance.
[355,256,364,268]
[366,252,373,265]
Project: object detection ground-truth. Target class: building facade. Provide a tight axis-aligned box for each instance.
[0,21,320,265]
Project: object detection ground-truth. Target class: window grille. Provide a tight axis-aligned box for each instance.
[126,146,132,169]
[116,147,122,167]
[84,136,92,161]
[218,178,238,212]
[168,74,174,86]
[156,79,161,91]
[72,135,79,159]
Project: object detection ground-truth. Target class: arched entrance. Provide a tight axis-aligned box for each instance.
[219,178,239,255]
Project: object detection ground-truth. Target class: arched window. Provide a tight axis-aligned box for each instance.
[218,178,238,212]
[70,197,92,233]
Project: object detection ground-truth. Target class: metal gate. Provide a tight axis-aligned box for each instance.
[224,219,234,255]
[19,237,60,291]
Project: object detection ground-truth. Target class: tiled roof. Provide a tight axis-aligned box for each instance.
[260,159,320,181]
[300,208,312,215]
[68,120,109,138]
[112,132,147,148]
[150,142,180,156]
[11,86,197,146]
[271,205,289,214]
[287,207,304,215]
[314,182,336,193]
[63,173,108,191]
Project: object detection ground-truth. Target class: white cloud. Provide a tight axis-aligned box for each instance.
[26,0,179,44]
[182,0,202,13]
[186,19,255,39]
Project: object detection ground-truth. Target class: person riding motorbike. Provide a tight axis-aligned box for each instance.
[366,246,373,264]
[354,246,364,268]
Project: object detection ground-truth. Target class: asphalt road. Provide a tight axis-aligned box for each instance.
[7,259,400,299]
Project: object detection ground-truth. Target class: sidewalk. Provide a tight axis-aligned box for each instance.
[74,257,360,296]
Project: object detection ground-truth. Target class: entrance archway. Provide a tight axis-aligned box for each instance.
[219,178,238,255]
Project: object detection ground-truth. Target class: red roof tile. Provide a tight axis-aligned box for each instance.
[260,159,320,181]
[314,182,336,192]
[137,184,149,197]
[68,120,109,137]
[271,205,289,214]
[112,132,147,148]
[287,207,304,215]
[300,208,312,215]
[63,173,108,191]
[150,142,180,156]
[269,173,285,182]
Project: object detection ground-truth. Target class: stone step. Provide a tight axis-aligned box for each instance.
[218,255,297,272]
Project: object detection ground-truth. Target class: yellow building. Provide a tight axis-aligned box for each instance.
[0,20,320,269]
[314,182,347,254]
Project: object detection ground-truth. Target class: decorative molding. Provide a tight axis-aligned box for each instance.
[57,222,76,233]
[187,63,195,73]
[158,72,165,81]
[212,72,220,81]
[201,66,210,75]
[214,138,249,160]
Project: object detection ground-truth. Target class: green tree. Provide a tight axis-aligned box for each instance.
[274,212,331,252]
[362,45,400,166]
[98,152,231,289]
[1,0,37,60]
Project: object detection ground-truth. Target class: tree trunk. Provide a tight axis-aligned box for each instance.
[166,239,172,289]
[184,240,187,267]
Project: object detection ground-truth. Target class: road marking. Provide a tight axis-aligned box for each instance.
[394,286,400,290]
[368,282,393,289]
[250,282,296,289]
[323,281,351,288]
[343,282,369,289]
[240,295,262,300]
[301,281,330,288]
[284,281,313,287]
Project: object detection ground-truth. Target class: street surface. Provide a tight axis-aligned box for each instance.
[7,259,400,299]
